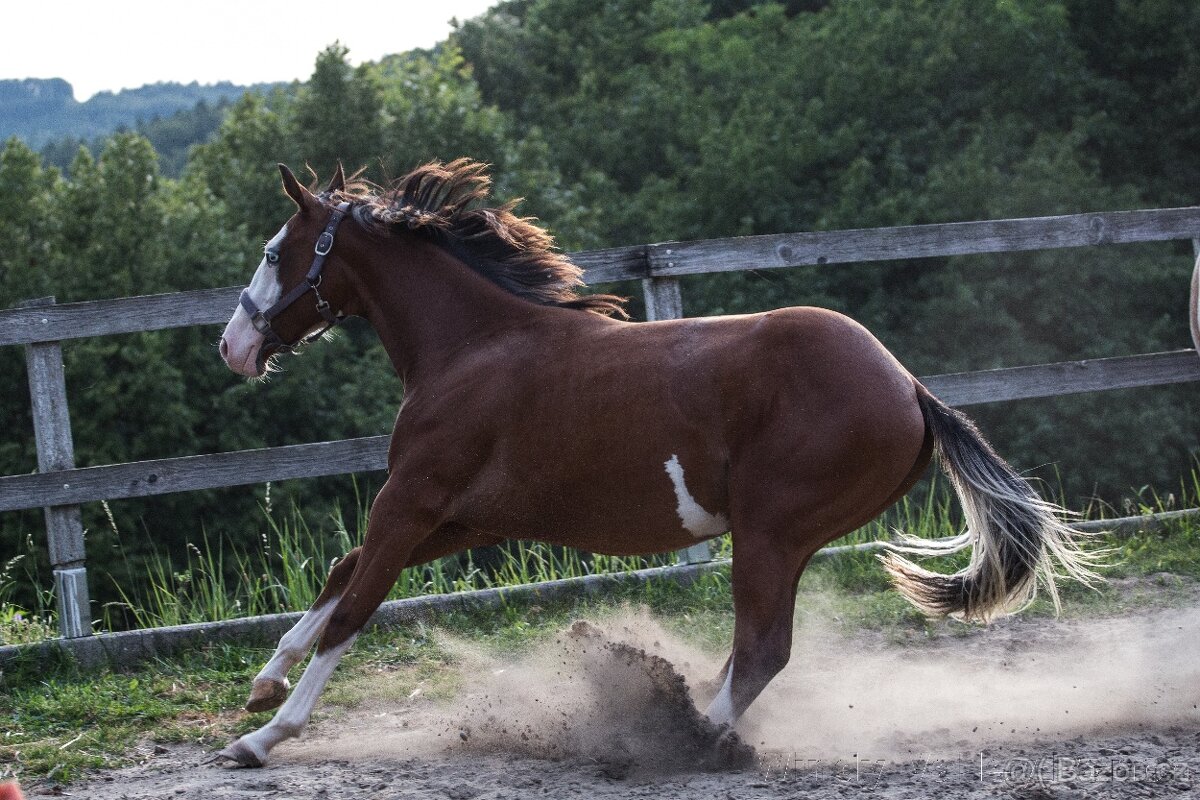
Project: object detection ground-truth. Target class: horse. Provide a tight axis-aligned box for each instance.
[214,159,1100,767]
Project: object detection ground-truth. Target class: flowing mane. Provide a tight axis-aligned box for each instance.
[334,159,627,316]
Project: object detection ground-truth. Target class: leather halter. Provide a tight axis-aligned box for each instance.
[239,205,348,354]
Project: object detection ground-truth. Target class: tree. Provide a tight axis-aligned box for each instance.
[187,91,298,240]
[293,44,384,175]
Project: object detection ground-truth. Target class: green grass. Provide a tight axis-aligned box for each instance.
[0,545,56,646]
[92,488,680,635]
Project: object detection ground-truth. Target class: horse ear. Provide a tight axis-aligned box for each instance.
[327,162,346,194]
[278,163,316,211]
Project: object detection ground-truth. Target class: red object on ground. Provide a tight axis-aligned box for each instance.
[0,781,23,800]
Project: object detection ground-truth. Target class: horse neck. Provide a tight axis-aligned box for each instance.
[345,232,540,382]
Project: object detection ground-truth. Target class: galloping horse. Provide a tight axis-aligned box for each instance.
[216,160,1098,766]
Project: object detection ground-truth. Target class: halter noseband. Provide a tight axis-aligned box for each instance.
[239,205,348,355]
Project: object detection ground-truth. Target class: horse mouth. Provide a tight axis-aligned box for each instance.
[253,344,283,377]
[219,337,272,379]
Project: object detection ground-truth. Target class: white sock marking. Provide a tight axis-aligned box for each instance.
[257,596,340,684]
[664,454,729,539]
[239,634,358,763]
[705,656,737,727]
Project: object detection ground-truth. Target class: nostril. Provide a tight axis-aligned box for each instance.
[219,338,229,359]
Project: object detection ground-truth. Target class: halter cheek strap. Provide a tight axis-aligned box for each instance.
[239,207,347,353]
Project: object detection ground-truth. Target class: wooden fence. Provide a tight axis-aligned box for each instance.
[4,206,1200,640]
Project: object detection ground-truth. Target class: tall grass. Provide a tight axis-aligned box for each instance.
[8,468,1200,643]
[105,496,353,630]
[104,485,676,632]
[101,477,972,629]
[0,535,56,646]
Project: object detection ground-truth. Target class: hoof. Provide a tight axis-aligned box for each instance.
[246,678,289,712]
[210,737,267,768]
[711,725,756,770]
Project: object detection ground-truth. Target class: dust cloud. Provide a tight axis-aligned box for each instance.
[743,601,1200,763]
[288,600,1200,771]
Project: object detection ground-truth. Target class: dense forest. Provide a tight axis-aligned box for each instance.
[2,0,1199,618]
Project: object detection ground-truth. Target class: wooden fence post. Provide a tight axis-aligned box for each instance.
[1191,240,1200,356]
[641,275,714,565]
[21,297,91,638]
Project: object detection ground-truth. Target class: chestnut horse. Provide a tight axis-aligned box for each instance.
[215,160,1098,766]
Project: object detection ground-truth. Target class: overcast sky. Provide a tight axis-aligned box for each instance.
[3,0,499,101]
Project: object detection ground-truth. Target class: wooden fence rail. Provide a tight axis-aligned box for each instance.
[2,350,1198,515]
[4,205,1200,639]
[5,206,1200,348]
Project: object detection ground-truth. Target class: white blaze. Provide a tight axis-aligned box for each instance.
[664,454,729,539]
[220,224,287,376]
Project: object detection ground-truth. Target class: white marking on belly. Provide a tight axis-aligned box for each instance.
[664,454,729,540]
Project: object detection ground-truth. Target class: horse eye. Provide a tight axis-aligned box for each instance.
[266,251,280,265]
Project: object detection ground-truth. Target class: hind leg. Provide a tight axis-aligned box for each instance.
[705,385,931,724]
[706,476,928,725]
[705,534,811,727]
[699,553,811,707]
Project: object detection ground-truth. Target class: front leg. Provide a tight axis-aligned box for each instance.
[244,547,362,712]
[218,480,437,767]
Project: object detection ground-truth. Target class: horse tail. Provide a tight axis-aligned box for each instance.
[880,384,1103,622]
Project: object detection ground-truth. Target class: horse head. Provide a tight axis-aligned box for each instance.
[219,164,356,377]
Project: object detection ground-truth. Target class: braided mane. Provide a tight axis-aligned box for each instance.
[335,159,627,317]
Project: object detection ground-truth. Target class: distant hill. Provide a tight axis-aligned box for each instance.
[0,78,283,149]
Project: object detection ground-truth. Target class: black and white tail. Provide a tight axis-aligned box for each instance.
[881,384,1103,622]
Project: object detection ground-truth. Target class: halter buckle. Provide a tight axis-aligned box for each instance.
[315,231,334,256]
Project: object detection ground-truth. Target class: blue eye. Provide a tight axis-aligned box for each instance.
[266,251,280,265]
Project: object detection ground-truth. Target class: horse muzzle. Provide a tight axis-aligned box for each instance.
[219,312,269,378]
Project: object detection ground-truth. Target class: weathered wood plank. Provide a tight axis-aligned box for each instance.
[0,436,390,513]
[2,352,1199,513]
[923,349,1200,406]
[571,244,647,283]
[645,206,1200,277]
[0,286,242,347]
[7,206,1199,346]
[1190,247,1200,355]
[0,249,644,347]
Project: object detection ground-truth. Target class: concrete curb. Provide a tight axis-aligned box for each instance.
[0,559,730,670]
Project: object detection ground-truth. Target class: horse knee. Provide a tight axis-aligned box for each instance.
[330,547,362,576]
[320,547,361,593]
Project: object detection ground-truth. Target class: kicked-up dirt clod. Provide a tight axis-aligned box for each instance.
[451,619,755,773]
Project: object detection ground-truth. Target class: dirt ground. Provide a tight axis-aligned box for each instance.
[25,588,1200,799]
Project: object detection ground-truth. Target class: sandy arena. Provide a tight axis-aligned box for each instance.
[26,593,1200,799]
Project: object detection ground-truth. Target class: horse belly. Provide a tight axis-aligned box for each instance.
[453,441,730,556]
